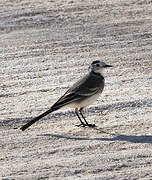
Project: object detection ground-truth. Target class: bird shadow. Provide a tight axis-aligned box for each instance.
[39,127,152,144]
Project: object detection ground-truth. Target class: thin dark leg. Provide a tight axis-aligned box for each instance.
[79,107,89,125]
[79,108,96,127]
[75,108,86,127]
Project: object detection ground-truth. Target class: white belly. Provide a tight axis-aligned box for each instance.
[63,92,101,109]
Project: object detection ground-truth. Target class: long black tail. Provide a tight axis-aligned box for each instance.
[20,106,58,131]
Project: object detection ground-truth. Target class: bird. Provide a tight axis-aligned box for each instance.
[20,61,113,131]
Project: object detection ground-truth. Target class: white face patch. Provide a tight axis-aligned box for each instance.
[99,61,106,67]
[90,61,106,75]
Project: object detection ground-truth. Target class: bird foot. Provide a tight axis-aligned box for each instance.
[76,124,86,127]
[76,123,96,128]
[87,123,96,127]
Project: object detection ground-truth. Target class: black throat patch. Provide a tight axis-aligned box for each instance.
[91,70,104,79]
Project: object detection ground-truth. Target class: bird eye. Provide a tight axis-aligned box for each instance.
[96,64,100,67]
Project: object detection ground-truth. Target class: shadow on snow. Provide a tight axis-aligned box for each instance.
[40,127,152,144]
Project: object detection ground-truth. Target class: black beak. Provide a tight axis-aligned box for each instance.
[105,64,113,68]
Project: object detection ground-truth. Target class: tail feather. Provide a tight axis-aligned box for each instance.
[20,106,59,131]
[20,92,79,131]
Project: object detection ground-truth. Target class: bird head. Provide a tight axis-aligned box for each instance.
[89,61,113,75]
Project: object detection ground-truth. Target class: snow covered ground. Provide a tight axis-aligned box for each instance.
[0,0,152,179]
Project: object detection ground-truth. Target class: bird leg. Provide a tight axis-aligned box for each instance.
[75,108,86,127]
[79,108,96,127]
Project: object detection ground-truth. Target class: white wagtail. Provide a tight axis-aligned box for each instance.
[20,61,112,131]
